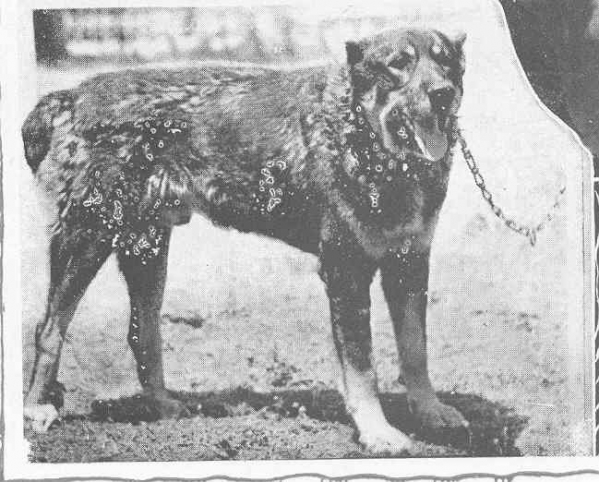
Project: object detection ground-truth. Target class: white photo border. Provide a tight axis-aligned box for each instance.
[1,0,596,479]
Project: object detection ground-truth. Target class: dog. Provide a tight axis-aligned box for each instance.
[22,27,468,454]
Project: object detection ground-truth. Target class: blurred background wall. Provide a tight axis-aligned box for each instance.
[32,7,389,65]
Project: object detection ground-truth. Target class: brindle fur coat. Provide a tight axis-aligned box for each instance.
[23,27,468,454]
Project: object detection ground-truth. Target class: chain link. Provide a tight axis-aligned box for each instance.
[456,129,565,246]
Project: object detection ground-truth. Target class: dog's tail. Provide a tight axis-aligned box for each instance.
[22,90,76,173]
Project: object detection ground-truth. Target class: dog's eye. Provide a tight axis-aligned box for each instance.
[434,49,453,67]
[388,55,411,71]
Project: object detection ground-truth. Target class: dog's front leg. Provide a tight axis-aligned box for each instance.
[319,243,413,455]
[380,249,469,433]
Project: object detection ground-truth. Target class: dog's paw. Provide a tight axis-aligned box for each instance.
[409,397,469,430]
[24,404,60,433]
[359,424,413,455]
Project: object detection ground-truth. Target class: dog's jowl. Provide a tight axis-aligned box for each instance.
[22,28,468,454]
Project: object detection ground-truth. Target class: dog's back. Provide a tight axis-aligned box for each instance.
[23,66,327,171]
[23,66,337,251]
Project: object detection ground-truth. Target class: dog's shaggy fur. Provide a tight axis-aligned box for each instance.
[23,27,468,453]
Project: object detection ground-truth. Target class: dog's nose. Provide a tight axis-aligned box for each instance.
[428,87,455,114]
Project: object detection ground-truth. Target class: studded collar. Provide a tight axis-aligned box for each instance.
[343,100,457,184]
[321,84,458,216]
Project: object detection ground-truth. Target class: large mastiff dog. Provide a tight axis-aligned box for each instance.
[22,27,468,454]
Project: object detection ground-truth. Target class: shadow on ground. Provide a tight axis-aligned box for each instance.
[86,387,527,457]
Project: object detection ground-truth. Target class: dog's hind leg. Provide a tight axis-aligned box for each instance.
[319,243,413,455]
[117,227,186,419]
[25,227,113,432]
[380,249,469,434]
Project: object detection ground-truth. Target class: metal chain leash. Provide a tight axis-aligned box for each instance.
[456,129,566,246]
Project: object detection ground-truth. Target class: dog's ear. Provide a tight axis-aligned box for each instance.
[450,31,467,75]
[451,31,467,50]
[346,41,365,65]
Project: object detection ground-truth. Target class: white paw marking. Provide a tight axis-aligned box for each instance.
[24,404,59,433]
[359,425,413,455]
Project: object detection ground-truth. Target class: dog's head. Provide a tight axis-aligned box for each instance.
[346,28,466,161]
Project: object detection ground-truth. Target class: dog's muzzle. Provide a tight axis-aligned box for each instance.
[428,87,456,130]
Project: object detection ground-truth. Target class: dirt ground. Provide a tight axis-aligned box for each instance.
[21,176,583,461]
[22,205,581,461]
[18,14,591,460]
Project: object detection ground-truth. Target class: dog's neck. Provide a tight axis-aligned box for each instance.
[308,66,459,218]
[321,68,455,189]
[323,68,457,159]
[344,99,454,177]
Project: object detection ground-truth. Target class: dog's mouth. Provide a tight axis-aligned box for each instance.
[435,108,451,131]
[386,112,450,162]
[413,115,450,161]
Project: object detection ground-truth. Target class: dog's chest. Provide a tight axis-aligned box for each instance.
[328,167,449,260]
[349,194,440,259]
